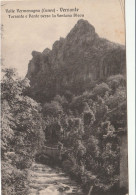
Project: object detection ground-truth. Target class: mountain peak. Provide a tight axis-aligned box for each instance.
[76,19,95,30]
[42,48,51,55]
[66,19,96,42]
[26,19,126,102]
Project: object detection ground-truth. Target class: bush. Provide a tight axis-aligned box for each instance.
[107,74,126,92]
[43,101,63,117]
[93,83,110,97]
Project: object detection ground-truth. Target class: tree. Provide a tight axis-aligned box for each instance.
[43,101,63,117]
[107,74,126,93]
[45,117,62,144]
[1,100,14,159]
[1,68,45,194]
[93,82,110,97]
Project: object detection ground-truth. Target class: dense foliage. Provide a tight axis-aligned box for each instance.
[1,68,45,195]
[41,74,127,194]
[1,67,127,194]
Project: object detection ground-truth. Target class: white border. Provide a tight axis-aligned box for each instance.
[0,0,135,195]
[126,0,135,194]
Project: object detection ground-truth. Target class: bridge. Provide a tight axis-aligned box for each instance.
[42,145,61,160]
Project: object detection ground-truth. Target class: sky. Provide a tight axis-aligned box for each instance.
[1,0,125,77]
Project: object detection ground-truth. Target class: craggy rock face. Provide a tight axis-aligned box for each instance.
[26,19,126,102]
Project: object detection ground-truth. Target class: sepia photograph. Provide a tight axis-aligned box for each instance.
[1,0,129,194]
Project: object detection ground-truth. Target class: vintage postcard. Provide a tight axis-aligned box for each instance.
[1,0,129,195]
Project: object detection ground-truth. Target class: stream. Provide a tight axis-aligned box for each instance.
[28,163,85,195]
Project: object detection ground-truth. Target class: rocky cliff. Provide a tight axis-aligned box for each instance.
[26,19,126,102]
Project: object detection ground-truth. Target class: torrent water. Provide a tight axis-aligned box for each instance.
[28,163,84,195]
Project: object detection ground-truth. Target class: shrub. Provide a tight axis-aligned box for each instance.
[43,101,63,117]
[93,83,110,97]
[107,74,126,92]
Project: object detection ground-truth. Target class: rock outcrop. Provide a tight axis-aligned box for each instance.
[26,19,126,102]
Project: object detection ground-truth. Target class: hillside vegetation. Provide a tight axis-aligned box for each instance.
[1,68,45,195]
[40,74,127,194]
